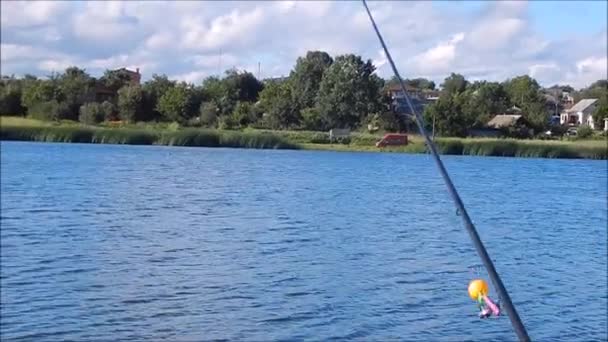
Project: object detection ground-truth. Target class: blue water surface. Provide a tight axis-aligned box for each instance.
[1,141,607,341]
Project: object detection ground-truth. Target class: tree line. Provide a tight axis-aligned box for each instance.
[1,50,606,137]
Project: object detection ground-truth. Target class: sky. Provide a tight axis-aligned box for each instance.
[1,0,606,89]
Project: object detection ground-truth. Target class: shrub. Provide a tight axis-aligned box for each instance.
[576,125,593,139]
[79,102,105,124]
[28,100,70,121]
[199,102,218,127]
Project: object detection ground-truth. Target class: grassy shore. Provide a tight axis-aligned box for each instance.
[1,117,606,159]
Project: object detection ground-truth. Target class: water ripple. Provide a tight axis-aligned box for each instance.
[1,142,606,341]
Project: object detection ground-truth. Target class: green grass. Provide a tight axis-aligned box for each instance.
[1,117,605,159]
[0,118,296,150]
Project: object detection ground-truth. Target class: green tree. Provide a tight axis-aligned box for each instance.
[316,54,383,129]
[199,101,218,127]
[156,83,197,123]
[423,92,470,137]
[117,84,143,122]
[101,69,134,92]
[28,100,70,121]
[289,51,333,109]
[79,102,106,124]
[462,81,510,127]
[142,74,176,121]
[231,101,257,128]
[258,81,299,129]
[503,75,548,132]
[300,107,323,130]
[0,77,26,116]
[21,78,64,120]
[441,73,468,95]
[504,75,542,105]
[58,66,96,121]
[387,76,436,90]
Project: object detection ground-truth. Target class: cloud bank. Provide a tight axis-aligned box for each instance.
[1,1,606,89]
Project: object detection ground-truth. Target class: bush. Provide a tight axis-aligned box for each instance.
[218,115,238,130]
[79,102,105,124]
[200,102,218,127]
[28,100,70,121]
[100,101,115,121]
[576,125,593,139]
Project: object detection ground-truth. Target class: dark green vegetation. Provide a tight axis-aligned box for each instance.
[1,117,605,159]
[0,123,296,150]
[2,51,607,138]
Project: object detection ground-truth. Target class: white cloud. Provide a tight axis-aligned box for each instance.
[0,1,605,88]
[72,1,138,42]
[145,32,174,51]
[172,71,209,84]
[412,33,465,75]
[0,1,69,28]
[180,7,265,52]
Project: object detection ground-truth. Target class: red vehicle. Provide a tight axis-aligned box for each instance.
[376,133,408,147]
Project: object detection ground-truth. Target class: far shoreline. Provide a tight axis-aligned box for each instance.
[1,117,606,160]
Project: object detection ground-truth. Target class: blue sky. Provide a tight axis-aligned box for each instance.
[1,1,606,88]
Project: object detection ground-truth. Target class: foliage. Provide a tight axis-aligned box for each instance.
[231,101,257,128]
[387,76,435,90]
[101,68,135,92]
[28,100,70,121]
[142,74,176,121]
[199,101,219,127]
[462,81,510,127]
[117,84,144,122]
[316,54,383,130]
[58,66,96,121]
[289,51,333,109]
[79,102,106,124]
[576,125,593,139]
[0,78,26,116]
[156,83,197,123]
[258,81,300,129]
[441,73,468,95]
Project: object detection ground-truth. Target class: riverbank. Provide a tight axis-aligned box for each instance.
[1,117,606,159]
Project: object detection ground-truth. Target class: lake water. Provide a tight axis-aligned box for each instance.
[1,141,606,341]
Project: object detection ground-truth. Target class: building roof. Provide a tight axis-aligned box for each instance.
[567,98,598,113]
[487,114,523,129]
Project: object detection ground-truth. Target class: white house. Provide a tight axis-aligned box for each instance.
[560,98,598,129]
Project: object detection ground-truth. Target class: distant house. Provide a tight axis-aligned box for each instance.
[486,114,526,129]
[559,98,598,129]
[113,67,141,85]
[561,91,575,110]
[471,113,532,138]
[94,67,141,102]
[386,84,427,115]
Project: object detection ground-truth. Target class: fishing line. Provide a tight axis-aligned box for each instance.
[360,1,530,341]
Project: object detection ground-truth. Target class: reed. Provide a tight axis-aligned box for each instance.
[1,125,297,150]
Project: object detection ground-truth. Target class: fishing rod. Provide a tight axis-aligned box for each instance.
[360,1,531,341]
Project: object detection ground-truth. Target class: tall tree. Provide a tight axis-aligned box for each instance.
[0,77,26,116]
[258,81,300,129]
[142,74,176,121]
[503,75,548,131]
[117,84,143,122]
[101,69,134,92]
[316,54,383,130]
[58,66,96,121]
[289,51,333,109]
[156,83,197,123]
[462,81,510,127]
[441,73,468,95]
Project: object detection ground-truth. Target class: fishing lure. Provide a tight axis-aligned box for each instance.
[469,279,501,319]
